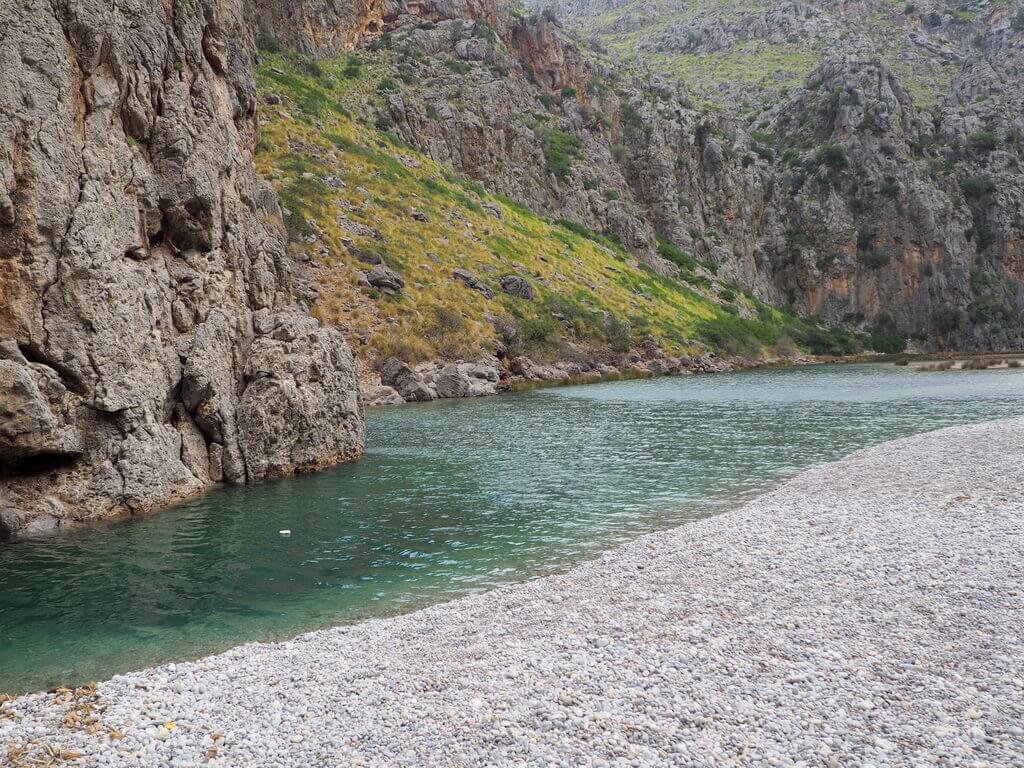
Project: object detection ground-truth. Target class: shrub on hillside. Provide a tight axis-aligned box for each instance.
[542,129,583,179]
[967,130,997,152]
[620,101,645,129]
[520,315,556,346]
[656,237,698,272]
[816,143,848,172]
[960,175,996,200]
[604,316,632,352]
[256,32,282,53]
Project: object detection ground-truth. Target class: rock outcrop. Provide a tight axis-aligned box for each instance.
[250,0,385,55]
[0,0,364,538]
[266,0,1021,350]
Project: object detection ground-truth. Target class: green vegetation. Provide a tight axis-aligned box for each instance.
[620,100,645,129]
[644,41,821,106]
[540,129,584,179]
[254,49,876,365]
[256,32,282,53]
[816,144,848,172]
[967,130,998,152]
[960,175,996,200]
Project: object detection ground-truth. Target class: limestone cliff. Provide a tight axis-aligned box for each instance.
[0,0,364,539]
[254,0,1023,350]
[528,0,1024,348]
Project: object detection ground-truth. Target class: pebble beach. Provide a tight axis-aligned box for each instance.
[2,417,1023,767]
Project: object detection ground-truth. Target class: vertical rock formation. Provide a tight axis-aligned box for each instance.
[249,0,386,54]
[0,0,364,539]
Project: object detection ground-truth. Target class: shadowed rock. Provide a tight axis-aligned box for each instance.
[499,274,535,300]
[452,268,494,298]
[367,265,405,293]
[380,358,437,402]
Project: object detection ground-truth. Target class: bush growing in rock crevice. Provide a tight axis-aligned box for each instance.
[540,129,583,179]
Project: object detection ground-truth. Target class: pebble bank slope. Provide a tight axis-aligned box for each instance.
[3,418,1023,767]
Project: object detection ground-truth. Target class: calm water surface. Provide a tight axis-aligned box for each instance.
[2,363,1023,694]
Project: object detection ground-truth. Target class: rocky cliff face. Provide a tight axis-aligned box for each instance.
[0,0,364,539]
[524,0,1024,348]
[250,0,386,54]
[309,0,1023,349]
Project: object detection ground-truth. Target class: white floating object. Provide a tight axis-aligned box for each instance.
[279,529,291,536]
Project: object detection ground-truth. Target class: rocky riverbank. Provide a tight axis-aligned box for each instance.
[3,417,1022,766]
[362,351,740,406]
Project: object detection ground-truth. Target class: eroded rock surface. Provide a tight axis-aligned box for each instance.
[0,0,364,537]
[278,0,1023,350]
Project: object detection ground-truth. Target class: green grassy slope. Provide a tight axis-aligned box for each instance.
[255,48,870,366]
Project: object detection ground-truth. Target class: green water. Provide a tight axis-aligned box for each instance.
[2,363,1023,694]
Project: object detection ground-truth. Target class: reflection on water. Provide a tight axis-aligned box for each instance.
[1,363,1022,693]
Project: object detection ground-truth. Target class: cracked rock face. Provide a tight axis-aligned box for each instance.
[0,0,364,537]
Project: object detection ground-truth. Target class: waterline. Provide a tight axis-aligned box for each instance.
[2,363,1023,694]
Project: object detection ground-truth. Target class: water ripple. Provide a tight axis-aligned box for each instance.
[1,363,1023,693]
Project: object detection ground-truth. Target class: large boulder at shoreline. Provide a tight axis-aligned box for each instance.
[380,358,438,402]
[238,312,364,481]
[364,384,405,406]
[434,364,472,398]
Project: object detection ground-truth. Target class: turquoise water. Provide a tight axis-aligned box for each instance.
[2,363,1023,694]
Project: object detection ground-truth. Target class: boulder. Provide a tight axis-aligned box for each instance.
[367,264,405,293]
[0,508,22,541]
[461,361,501,382]
[499,274,535,300]
[434,364,472,398]
[646,358,676,375]
[452,268,494,298]
[380,358,438,402]
[510,356,568,381]
[364,385,405,406]
[352,248,384,265]
[237,311,364,483]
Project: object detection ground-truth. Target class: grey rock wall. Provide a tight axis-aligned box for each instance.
[0,0,364,538]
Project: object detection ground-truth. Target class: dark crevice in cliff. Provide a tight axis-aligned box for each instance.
[0,451,80,479]
[16,341,88,396]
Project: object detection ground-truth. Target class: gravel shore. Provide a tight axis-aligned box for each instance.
[3,418,1023,767]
